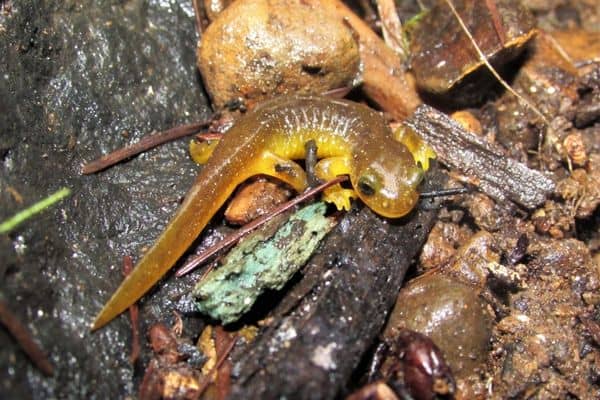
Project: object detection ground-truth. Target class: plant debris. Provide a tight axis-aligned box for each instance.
[0,299,53,377]
[193,202,336,324]
[405,104,555,208]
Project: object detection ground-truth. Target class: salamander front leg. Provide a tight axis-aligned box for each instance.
[393,126,436,171]
[257,151,308,193]
[189,135,221,164]
[191,137,308,192]
[314,156,356,211]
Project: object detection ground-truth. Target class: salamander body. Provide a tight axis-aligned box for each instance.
[92,96,434,329]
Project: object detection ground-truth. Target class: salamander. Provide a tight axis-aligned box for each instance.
[91,96,435,330]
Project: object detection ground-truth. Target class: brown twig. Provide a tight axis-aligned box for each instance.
[176,175,348,277]
[0,300,53,376]
[122,255,140,365]
[81,120,211,174]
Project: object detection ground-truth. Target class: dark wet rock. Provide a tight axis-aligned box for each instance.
[0,1,209,398]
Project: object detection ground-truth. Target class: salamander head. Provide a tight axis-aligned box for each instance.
[351,140,423,218]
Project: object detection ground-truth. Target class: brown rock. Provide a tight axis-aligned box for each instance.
[197,0,361,110]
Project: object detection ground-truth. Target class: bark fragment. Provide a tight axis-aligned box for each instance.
[405,105,555,208]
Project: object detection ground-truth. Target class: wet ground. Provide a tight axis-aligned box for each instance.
[1,1,599,399]
[1,1,209,398]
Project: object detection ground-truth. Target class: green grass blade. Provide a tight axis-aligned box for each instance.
[0,187,72,234]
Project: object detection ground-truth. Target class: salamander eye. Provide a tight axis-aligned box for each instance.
[357,173,380,197]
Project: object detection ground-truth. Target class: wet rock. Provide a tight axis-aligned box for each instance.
[197,0,361,110]
[384,273,494,379]
[224,178,291,225]
[0,1,208,397]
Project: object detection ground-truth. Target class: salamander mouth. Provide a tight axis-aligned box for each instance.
[359,187,419,219]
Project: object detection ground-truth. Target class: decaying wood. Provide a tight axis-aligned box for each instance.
[405,105,555,209]
[227,169,446,399]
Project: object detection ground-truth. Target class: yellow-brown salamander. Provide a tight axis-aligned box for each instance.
[92,96,435,330]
